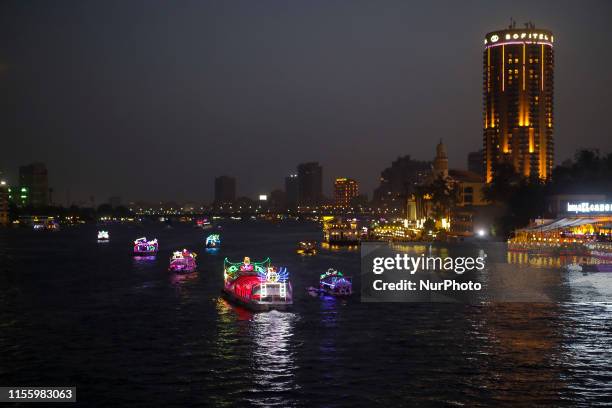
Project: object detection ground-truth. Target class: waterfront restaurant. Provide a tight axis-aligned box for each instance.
[509,200,612,253]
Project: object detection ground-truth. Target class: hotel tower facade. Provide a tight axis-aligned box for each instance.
[483,23,554,183]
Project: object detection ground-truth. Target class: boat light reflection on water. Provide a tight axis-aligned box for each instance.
[248,311,298,405]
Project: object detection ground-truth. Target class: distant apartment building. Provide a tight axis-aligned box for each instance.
[373,155,431,209]
[468,149,484,176]
[108,196,122,208]
[334,178,359,207]
[285,174,299,209]
[214,176,236,204]
[19,162,49,207]
[297,162,323,206]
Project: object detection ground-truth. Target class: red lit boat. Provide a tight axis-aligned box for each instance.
[222,257,292,311]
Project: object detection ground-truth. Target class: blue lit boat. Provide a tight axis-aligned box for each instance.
[206,234,221,248]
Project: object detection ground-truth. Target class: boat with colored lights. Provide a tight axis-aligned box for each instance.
[296,241,317,255]
[205,234,221,248]
[222,257,292,311]
[196,218,213,229]
[317,268,352,296]
[169,249,197,273]
[33,219,60,231]
[97,230,110,241]
[581,263,612,272]
[133,237,158,256]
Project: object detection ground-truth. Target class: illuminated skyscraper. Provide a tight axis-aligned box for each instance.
[334,178,359,207]
[483,22,554,182]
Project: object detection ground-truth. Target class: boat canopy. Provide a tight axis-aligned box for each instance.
[518,218,599,233]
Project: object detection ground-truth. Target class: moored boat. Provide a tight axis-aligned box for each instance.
[133,237,158,256]
[169,249,197,273]
[222,257,292,311]
[581,263,612,272]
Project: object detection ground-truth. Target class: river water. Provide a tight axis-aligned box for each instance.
[1,220,611,407]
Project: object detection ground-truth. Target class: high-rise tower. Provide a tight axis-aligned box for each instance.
[483,22,554,182]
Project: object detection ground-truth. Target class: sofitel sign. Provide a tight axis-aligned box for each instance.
[567,202,612,214]
[484,31,554,45]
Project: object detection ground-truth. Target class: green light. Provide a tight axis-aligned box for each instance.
[21,187,27,192]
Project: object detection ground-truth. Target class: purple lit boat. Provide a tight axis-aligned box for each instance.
[582,263,612,272]
[169,249,197,273]
[133,237,158,256]
[319,268,352,296]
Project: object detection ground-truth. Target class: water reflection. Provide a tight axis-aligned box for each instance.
[170,271,198,286]
[561,303,612,403]
[478,303,568,404]
[205,248,220,255]
[132,255,157,264]
[320,242,359,252]
[247,311,298,407]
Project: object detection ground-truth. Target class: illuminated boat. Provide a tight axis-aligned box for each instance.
[581,263,612,272]
[97,230,110,241]
[205,234,221,248]
[319,268,352,296]
[133,237,158,256]
[589,250,612,260]
[33,219,60,231]
[169,249,197,273]
[296,241,317,255]
[196,218,213,229]
[323,217,360,245]
[223,257,293,311]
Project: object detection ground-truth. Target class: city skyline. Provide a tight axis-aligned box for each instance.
[1,1,612,203]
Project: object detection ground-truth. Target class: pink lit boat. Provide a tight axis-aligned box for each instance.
[133,237,158,256]
[169,249,197,273]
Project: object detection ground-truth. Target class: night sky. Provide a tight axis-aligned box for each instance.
[1,0,611,204]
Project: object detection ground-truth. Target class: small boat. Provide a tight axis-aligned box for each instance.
[319,268,352,296]
[296,241,317,255]
[33,219,60,231]
[169,249,197,273]
[222,257,293,311]
[196,218,213,229]
[205,234,221,248]
[133,237,158,256]
[581,263,612,273]
[589,250,612,260]
[97,230,110,241]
